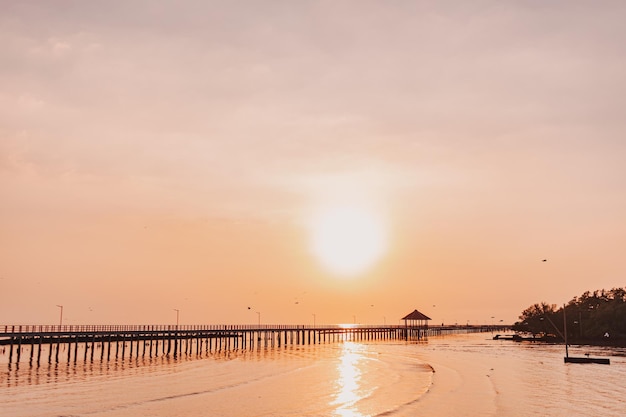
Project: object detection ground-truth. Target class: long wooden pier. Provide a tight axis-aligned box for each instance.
[0,324,507,365]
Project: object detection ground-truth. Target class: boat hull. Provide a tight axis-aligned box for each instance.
[564,356,610,365]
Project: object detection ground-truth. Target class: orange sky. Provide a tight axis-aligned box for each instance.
[1,1,625,326]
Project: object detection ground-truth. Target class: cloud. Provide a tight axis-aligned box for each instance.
[2,0,626,219]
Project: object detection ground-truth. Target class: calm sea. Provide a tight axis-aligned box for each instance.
[1,333,624,417]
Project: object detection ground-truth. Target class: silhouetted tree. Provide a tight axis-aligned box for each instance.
[511,302,558,336]
[513,287,626,344]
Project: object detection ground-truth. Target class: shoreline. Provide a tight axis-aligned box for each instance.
[494,334,626,349]
[405,336,499,416]
[398,332,625,417]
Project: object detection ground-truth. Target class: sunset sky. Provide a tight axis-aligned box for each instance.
[2,1,625,326]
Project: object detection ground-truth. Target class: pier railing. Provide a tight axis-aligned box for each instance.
[1,324,510,334]
[0,324,510,365]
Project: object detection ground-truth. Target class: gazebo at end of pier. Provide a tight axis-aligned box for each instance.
[401,309,432,328]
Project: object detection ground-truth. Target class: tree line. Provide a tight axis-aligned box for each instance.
[512,287,626,344]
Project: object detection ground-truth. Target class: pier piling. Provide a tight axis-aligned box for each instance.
[0,324,507,365]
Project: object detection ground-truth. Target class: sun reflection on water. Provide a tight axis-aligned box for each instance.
[331,342,367,417]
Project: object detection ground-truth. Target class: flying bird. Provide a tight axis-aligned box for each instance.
[542,259,547,262]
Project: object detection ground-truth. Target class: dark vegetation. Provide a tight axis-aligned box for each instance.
[512,287,626,345]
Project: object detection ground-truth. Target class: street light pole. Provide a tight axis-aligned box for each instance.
[173,309,180,327]
[312,313,316,328]
[256,312,261,326]
[579,311,583,339]
[56,305,63,326]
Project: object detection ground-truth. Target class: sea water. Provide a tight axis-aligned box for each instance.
[1,333,624,417]
[411,335,626,417]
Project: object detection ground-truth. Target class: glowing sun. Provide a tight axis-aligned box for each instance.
[309,205,387,277]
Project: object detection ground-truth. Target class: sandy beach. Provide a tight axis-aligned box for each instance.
[410,346,497,416]
[404,333,625,417]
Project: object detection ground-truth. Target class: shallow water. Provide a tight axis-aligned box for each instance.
[410,335,626,417]
[1,342,433,417]
[1,333,624,417]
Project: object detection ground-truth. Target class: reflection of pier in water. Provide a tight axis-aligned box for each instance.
[0,324,508,365]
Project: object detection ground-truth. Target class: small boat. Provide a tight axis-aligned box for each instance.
[562,305,610,365]
[564,355,610,365]
[493,333,558,342]
[493,334,522,341]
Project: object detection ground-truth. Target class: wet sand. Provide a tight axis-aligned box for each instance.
[404,333,625,417]
[406,337,499,416]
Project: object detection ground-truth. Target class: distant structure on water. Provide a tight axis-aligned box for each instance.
[401,309,432,330]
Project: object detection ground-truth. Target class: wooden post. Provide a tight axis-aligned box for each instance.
[8,339,14,364]
[37,336,42,365]
[16,335,22,363]
[73,335,78,363]
[29,337,35,364]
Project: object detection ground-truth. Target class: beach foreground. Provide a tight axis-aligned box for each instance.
[410,334,625,417]
[1,333,624,417]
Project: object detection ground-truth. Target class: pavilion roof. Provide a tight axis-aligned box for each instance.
[401,309,432,321]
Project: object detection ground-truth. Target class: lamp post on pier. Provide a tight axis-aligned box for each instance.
[173,309,180,328]
[56,305,63,326]
[256,311,261,326]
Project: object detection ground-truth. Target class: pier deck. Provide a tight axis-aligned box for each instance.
[1,324,508,365]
